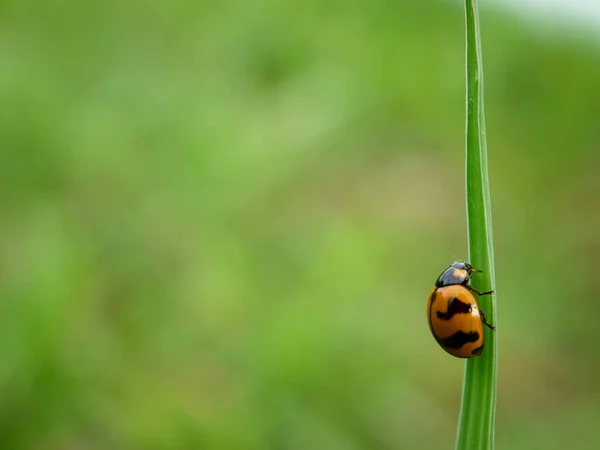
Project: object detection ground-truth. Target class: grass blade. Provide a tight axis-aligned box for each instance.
[456,1,498,449]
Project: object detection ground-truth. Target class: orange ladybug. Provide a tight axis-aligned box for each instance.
[427,261,495,358]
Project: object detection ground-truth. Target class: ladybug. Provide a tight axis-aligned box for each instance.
[427,261,495,358]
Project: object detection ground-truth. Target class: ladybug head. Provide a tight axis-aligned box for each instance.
[436,261,482,287]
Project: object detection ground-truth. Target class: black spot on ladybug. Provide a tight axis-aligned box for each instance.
[436,297,472,321]
[442,330,479,349]
[430,289,437,304]
[471,344,484,355]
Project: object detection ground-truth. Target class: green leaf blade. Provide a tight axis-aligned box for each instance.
[456,1,498,449]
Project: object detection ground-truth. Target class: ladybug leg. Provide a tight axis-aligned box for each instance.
[481,310,496,330]
[467,285,494,296]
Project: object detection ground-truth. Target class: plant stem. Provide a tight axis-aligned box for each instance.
[456,0,498,449]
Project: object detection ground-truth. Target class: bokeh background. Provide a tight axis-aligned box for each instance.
[2,0,600,449]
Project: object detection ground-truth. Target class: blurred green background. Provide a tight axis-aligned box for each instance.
[2,0,600,448]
